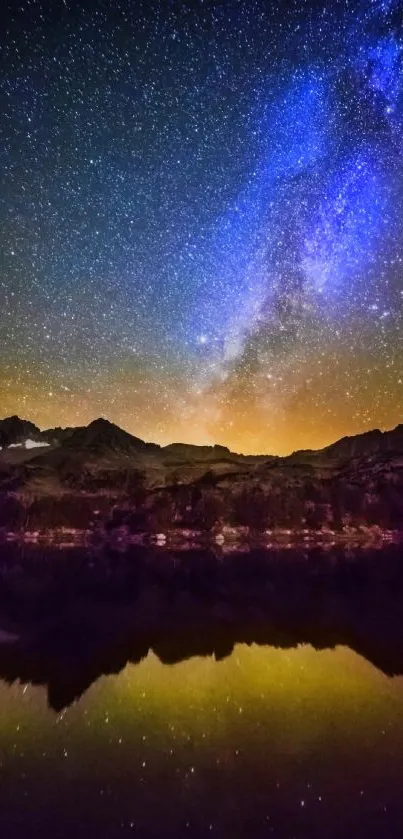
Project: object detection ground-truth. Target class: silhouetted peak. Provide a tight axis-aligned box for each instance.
[88,417,114,429]
[290,423,403,463]
[0,415,42,447]
[321,424,403,460]
[3,414,33,425]
[64,417,159,454]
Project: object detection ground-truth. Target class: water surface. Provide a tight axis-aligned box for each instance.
[1,544,403,838]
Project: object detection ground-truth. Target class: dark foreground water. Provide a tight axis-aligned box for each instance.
[1,544,403,838]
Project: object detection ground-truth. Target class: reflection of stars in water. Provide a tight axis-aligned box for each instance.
[3,642,403,834]
[1,1,403,453]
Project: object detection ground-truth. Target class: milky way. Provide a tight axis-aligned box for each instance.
[1,0,403,453]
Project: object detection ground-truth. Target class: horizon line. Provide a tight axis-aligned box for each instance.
[1,414,402,460]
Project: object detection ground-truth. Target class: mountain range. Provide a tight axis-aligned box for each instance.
[0,415,403,533]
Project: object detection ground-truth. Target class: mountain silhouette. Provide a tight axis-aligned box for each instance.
[0,415,42,447]
[63,417,160,455]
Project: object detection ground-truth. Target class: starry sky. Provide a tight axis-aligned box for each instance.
[1,0,403,454]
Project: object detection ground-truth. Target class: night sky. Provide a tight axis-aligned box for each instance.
[1,0,403,454]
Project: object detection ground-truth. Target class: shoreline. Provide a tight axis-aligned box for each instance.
[0,525,400,550]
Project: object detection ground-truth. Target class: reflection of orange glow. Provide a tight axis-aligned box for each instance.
[1,644,401,749]
[1,644,403,836]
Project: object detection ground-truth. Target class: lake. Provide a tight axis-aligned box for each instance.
[1,543,403,838]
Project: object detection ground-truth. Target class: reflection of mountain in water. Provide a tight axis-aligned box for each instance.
[0,545,403,711]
